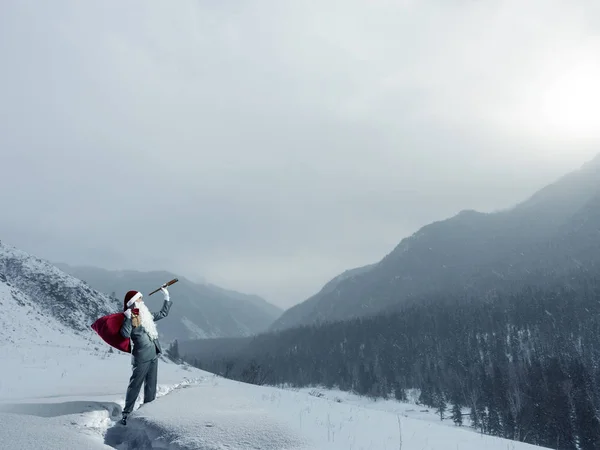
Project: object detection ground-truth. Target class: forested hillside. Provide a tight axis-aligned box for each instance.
[186,271,600,449]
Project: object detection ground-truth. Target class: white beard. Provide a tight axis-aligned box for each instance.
[137,302,159,340]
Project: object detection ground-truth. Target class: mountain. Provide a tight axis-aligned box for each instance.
[0,241,114,343]
[54,264,282,342]
[201,282,282,319]
[271,153,600,330]
[271,264,376,330]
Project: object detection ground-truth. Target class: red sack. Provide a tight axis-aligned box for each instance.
[91,312,131,353]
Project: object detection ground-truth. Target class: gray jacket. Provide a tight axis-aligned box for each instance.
[120,300,172,364]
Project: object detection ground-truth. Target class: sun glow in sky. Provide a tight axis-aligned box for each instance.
[539,69,600,138]
[525,57,600,142]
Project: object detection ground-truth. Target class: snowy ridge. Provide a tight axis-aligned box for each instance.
[0,280,85,347]
[0,241,116,334]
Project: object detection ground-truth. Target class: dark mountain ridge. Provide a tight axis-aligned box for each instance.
[271,153,600,330]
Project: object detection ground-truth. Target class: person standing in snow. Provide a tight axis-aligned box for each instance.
[119,287,172,425]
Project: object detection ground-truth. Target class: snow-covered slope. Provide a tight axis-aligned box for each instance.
[0,241,116,334]
[0,276,81,347]
[1,329,548,450]
[0,256,204,449]
[105,378,549,450]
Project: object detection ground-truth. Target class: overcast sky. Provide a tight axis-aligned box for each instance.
[1,1,600,308]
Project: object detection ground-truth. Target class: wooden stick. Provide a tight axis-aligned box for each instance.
[148,278,179,296]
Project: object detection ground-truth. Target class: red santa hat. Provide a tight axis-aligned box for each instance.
[123,290,143,310]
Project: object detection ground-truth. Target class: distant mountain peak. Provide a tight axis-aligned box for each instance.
[55,264,282,342]
[272,153,600,331]
[581,152,600,170]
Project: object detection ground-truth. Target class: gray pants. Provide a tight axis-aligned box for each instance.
[123,357,158,415]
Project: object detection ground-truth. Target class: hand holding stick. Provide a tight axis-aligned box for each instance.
[149,278,178,296]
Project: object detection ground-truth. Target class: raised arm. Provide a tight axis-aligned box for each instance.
[153,300,172,321]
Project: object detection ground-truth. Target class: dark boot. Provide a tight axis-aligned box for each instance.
[120,413,128,425]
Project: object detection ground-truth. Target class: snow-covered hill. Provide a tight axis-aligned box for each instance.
[0,241,115,335]
[0,275,84,348]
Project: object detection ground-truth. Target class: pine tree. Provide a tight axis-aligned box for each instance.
[357,362,373,396]
[167,340,180,361]
[487,407,501,437]
[470,405,481,431]
[392,381,407,401]
[418,385,433,407]
[476,402,487,434]
[570,360,600,450]
[434,391,446,421]
[451,403,462,426]
[503,411,516,441]
[543,358,576,450]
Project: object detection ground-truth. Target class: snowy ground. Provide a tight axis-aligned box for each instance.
[0,342,202,450]
[289,386,476,430]
[0,338,549,450]
[104,375,548,450]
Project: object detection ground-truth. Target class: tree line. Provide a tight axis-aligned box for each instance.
[184,271,600,449]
